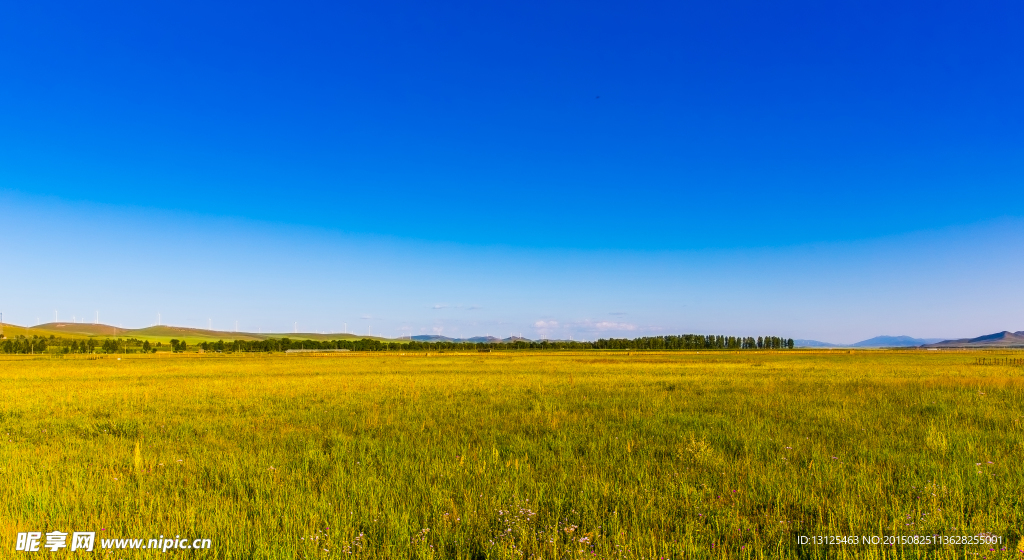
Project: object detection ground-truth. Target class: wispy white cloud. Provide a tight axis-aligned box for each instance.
[432,304,448,309]
[532,318,646,340]
[594,321,637,331]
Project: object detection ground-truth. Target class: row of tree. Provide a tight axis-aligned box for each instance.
[195,335,795,353]
[1,333,795,354]
[593,335,794,350]
[0,336,49,354]
[0,335,160,354]
[0,335,101,354]
[198,338,397,352]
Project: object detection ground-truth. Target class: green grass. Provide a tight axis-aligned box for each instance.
[1,351,1022,558]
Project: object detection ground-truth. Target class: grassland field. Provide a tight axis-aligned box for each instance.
[1,350,1023,559]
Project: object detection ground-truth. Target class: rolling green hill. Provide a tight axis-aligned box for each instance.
[129,325,265,342]
[2,322,394,344]
[26,323,127,337]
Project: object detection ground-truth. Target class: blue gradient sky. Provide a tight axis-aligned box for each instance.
[1,1,1022,342]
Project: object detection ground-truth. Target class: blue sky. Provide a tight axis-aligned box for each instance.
[1,0,1022,342]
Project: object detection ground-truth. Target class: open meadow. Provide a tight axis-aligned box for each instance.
[1,350,1022,559]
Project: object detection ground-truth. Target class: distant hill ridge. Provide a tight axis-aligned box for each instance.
[852,335,945,347]
[39,323,126,336]
[797,332,1024,348]
[796,335,944,348]
[925,331,1024,348]
[411,335,530,343]
[19,323,387,342]
[794,339,841,348]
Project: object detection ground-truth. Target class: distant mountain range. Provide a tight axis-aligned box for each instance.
[924,331,1024,348]
[797,332,1024,348]
[793,339,843,348]
[853,335,946,347]
[410,335,530,343]
[797,336,946,348]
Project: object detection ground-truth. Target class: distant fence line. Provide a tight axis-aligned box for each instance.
[975,357,1024,366]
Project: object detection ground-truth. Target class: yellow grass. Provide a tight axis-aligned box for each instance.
[1,351,1022,558]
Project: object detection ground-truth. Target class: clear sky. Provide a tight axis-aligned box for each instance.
[1,0,1022,342]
